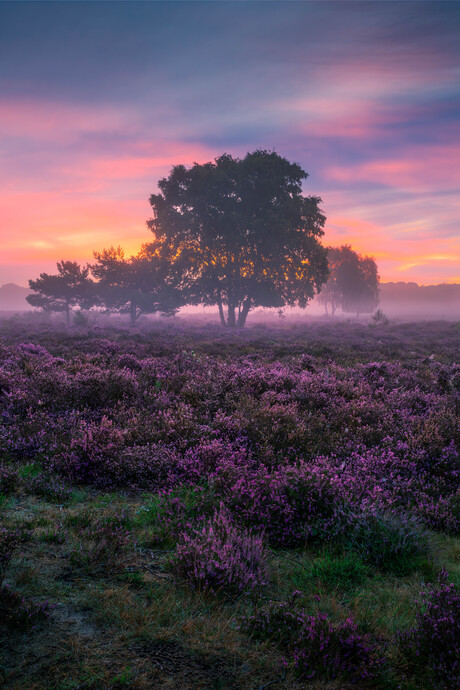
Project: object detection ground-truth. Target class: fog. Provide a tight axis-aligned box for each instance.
[0,281,458,324]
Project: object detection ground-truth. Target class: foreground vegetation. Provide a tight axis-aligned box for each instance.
[0,317,459,688]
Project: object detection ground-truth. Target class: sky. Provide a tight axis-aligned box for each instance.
[1,0,459,287]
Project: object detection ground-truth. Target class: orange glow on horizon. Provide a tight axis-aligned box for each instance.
[0,98,458,287]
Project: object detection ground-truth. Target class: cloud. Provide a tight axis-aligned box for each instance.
[1,2,459,286]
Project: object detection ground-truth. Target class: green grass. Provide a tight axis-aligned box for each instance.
[1,486,458,689]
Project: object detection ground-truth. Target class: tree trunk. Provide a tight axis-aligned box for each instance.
[65,302,70,326]
[227,304,236,328]
[237,297,252,328]
[130,302,137,327]
[217,294,226,327]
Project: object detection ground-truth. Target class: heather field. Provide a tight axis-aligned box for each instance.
[0,318,459,689]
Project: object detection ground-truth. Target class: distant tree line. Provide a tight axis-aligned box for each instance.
[27,151,379,327]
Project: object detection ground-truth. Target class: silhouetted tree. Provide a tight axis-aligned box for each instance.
[27,261,95,325]
[91,246,181,326]
[147,150,329,327]
[318,245,379,317]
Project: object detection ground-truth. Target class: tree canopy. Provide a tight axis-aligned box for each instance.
[91,246,181,325]
[147,150,329,327]
[318,245,379,316]
[26,261,95,324]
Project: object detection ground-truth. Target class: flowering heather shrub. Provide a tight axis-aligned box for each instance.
[19,363,138,412]
[242,596,385,682]
[176,438,255,482]
[47,416,179,491]
[291,615,386,682]
[171,504,268,595]
[225,463,346,547]
[308,447,459,534]
[0,464,18,494]
[398,571,460,689]
[25,472,73,502]
[0,584,53,630]
[0,323,458,545]
[48,415,126,485]
[413,493,459,534]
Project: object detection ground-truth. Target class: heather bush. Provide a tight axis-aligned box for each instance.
[170,503,268,595]
[398,571,460,689]
[1,327,458,533]
[241,595,386,683]
[25,472,73,503]
[176,437,255,482]
[225,462,345,547]
[291,615,386,682]
[0,584,53,630]
[50,415,185,490]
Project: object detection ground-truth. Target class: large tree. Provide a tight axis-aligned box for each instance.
[27,260,95,325]
[91,246,181,326]
[318,245,379,317]
[147,150,329,327]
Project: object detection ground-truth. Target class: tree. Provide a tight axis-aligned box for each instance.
[345,254,379,316]
[316,247,343,316]
[317,245,379,317]
[91,246,181,326]
[27,260,95,325]
[147,150,329,327]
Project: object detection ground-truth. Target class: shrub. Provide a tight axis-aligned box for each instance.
[398,571,460,689]
[0,584,53,630]
[291,615,386,682]
[345,509,429,574]
[371,309,389,326]
[25,472,73,503]
[170,503,268,595]
[226,463,345,547]
[242,595,385,682]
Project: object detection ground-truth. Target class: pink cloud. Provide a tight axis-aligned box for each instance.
[60,140,218,184]
[325,144,460,191]
[0,99,137,141]
[1,94,458,287]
